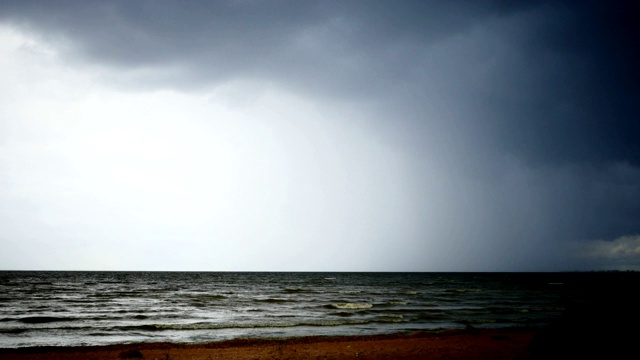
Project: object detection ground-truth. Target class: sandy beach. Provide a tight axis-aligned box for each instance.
[0,328,537,360]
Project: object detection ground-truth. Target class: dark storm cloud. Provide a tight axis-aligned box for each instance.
[486,1,639,166]
[1,0,502,93]
[1,1,636,165]
[1,0,638,270]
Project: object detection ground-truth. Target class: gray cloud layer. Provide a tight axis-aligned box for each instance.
[2,1,636,162]
[1,1,638,270]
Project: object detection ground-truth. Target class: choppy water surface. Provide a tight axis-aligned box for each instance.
[0,271,633,348]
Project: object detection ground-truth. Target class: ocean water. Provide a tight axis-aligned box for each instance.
[0,271,634,348]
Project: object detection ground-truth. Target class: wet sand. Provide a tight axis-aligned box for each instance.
[0,328,537,359]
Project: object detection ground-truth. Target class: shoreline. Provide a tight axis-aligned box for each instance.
[0,327,538,359]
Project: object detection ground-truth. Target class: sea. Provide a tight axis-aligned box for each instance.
[0,271,636,348]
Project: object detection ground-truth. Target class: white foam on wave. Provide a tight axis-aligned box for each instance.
[376,314,404,323]
[136,318,373,331]
[52,282,83,286]
[327,303,373,309]
[386,301,408,305]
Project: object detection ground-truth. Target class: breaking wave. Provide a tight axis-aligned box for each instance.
[115,315,404,332]
[384,301,408,305]
[324,303,373,309]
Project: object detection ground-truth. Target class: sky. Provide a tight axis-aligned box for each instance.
[0,1,638,271]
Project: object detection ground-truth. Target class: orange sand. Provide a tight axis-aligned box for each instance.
[0,328,537,360]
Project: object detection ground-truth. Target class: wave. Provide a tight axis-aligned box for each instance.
[189,302,212,308]
[444,288,482,293]
[485,306,528,314]
[460,318,499,324]
[61,298,100,304]
[324,303,373,310]
[51,282,83,286]
[118,321,349,331]
[333,311,354,317]
[115,316,402,332]
[4,313,165,324]
[384,301,409,305]
[415,313,450,321]
[17,316,77,324]
[282,288,319,294]
[182,294,228,300]
[376,314,404,323]
[338,290,362,294]
[254,298,292,303]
